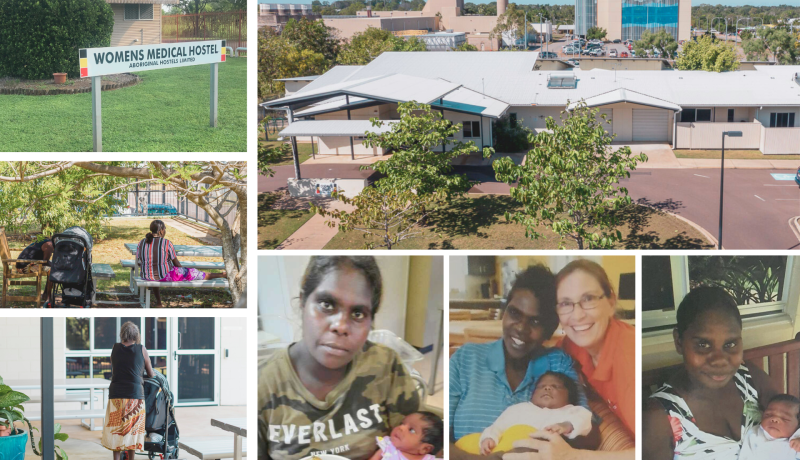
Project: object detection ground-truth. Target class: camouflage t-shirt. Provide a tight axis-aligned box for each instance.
[258,341,420,460]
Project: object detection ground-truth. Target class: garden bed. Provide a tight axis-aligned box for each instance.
[0,73,140,95]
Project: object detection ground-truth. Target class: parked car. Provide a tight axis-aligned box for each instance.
[795,167,800,187]
[566,59,580,66]
[711,29,718,33]
[627,43,633,50]
[563,47,580,54]
[590,48,605,56]
[539,51,558,59]
[581,48,595,55]
[613,39,622,43]
[620,51,629,58]
[609,48,618,57]
[630,50,636,57]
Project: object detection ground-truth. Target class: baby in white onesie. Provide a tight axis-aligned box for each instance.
[479,371,592,455]
[740,394,800,460]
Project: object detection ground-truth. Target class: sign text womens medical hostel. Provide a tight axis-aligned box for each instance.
[80,40,226,77]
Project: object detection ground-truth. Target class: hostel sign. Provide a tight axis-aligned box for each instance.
[78,40,227,152]
[79,40,226,77]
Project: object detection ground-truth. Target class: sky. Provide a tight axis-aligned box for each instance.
[258,0,800,7]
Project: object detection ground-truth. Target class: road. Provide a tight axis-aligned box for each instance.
[622,169,800,249]
[261,164,800,249]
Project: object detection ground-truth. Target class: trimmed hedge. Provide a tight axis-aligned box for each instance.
[0,0,114,80]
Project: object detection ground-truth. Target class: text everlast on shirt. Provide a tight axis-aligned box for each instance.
[258,342,420,460]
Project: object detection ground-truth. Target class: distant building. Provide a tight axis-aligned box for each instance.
[105,0,178,46]
[324,0,508,50]
[575,0,690,42]
[259,3,321,31]
[416,31,467,50]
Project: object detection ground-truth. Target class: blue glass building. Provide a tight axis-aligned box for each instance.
[621,0,679,41]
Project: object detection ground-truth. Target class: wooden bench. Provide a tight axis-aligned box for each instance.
[179,437,248,459]
[121,260,225,294]
[134,278,229,308]
[643,337,800,399]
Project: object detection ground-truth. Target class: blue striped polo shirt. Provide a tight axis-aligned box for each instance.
[449,339,588,441]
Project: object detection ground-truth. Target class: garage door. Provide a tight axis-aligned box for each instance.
[632,109,669,141]
[598,109,613,136]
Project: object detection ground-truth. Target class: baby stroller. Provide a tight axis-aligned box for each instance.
[47,226,95,308]
[142,371,180,459]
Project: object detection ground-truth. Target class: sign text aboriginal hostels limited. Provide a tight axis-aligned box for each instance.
[80,40,225,78]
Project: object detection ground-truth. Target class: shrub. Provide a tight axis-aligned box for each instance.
[0,0,114,79]
[492,115,534,152]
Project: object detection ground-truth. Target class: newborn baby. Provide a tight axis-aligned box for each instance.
[479,372,592,455]
[370,411,443,460]
[740,394,800,460]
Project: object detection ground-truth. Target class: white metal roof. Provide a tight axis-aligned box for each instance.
[273,53,800,112]
[275,76,319,82]
[278,120,398,137]
[568,88,682,111]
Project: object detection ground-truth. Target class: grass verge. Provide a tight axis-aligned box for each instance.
[323,195,715,249]
[1,58,246,152]
[258,192,315,249]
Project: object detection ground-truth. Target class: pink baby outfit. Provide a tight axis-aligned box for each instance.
[375,436,439,460]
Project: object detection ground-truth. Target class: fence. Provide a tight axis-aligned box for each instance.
[162,11,247,51]
[675,121,762,150]
[121,184,239,230]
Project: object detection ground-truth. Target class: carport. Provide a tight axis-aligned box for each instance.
[569,88,682,143]
[278,120,398,158]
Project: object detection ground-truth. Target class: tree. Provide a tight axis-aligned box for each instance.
[258,27,330,98]
[338,27,426,65]
[0,0,114,79]
[363,102,491,198]
[633,29,678,59]
[311,186,436,249]
[281,18,341,65]
[675,35,739,72]
[453,43,479,51]
[0,162,247,306]
[339,1,366,15]
[492,103,648,249]
[586,27,607,40]
[744,27,799,64]
[491,3,526,48]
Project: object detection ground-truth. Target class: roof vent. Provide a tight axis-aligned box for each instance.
[548,72,578,88]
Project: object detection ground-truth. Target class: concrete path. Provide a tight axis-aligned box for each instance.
[276,198,355,250]
[615,143,800,170]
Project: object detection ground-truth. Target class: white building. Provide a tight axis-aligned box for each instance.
[262,52,800,157]
[0,317,247,407]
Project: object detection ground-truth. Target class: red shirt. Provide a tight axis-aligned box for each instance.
[561,318,636,435]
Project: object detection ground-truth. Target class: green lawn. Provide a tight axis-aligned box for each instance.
[323,195,715,249]
[674,149,800,160]
[260,139,314,166]
[2,58,246,152]
[258,192,315,249]
[2,218,233,308]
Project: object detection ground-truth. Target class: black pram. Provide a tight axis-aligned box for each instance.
[47,226,94,308]
[143,371,180,459]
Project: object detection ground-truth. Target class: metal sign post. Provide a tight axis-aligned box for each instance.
[80,40,226,151]
[210,62,218,127]
[91,76,102,152]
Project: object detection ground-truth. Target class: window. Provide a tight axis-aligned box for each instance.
[770,112,796,128]
[510,113,518,127]
[680,108,711,123]
[463,121,480,138]
[65,317,168,381]
[643,256,792,331]
[124,4,154,20]
[728,108,734,122]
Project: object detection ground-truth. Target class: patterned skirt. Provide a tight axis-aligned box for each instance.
[159,266,206,282]
[101,399,146,452]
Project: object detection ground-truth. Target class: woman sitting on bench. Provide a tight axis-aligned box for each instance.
[136,220,227,307]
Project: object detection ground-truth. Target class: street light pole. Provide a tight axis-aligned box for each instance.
[712,16,723,37]
[718,130,743,249]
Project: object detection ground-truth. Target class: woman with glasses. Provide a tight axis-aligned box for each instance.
[506,260,635,460]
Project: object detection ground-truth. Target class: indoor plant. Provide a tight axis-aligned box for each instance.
[0,376,69,460]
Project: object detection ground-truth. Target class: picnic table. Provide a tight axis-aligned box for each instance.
[6,379,110,431]
[211,418,246,460]
[123,243,225,258]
